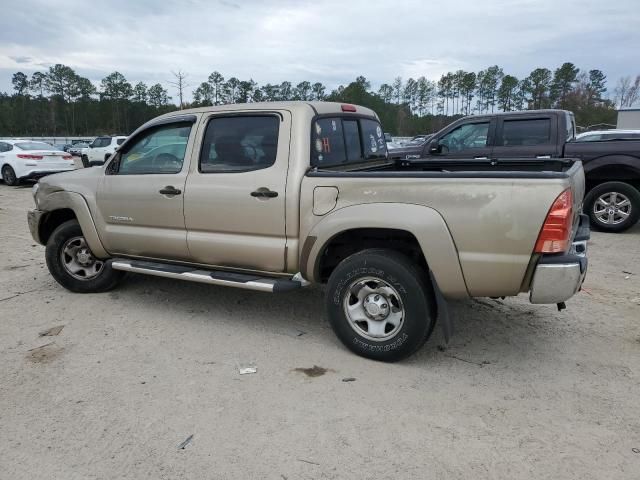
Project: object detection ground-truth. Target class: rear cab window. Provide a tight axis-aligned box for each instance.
[312,116,387,168]
[501,118,551,146]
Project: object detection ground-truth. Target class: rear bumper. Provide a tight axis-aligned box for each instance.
[529,214,589,304]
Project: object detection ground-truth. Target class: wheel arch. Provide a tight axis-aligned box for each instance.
[37,191,108,258]
[301,203,469,299]
[583,156,640,191]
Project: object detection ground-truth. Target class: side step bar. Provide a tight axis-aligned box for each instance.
[110,259,304,293]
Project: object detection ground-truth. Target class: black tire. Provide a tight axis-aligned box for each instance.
[45,220,124,293]
[584,181,640,233]
[81,155,89,168]
[2,165,19,186]
[326,249,436,362]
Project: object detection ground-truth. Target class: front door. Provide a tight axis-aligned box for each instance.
[95,120,196,260]
[430,119,495,160]
[88,137,108,163]
[184,111,290,272]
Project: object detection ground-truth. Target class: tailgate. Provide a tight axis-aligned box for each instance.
[566,160,586,238]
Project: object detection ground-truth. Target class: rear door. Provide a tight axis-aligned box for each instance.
[492,114,560,159]
[183,111,291,272]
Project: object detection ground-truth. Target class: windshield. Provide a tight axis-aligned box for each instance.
[15,142,58,151]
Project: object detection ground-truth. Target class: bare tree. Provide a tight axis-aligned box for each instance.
[168,70,189,109]
[614,75,640,108]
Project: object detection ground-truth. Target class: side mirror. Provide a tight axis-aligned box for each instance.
[428,141,442,155]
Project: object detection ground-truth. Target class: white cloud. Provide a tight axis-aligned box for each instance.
[0,0,639,100]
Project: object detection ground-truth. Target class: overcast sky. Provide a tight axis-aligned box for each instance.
[1,0,639,101]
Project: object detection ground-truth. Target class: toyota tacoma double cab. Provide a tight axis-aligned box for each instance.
[393,109,640,232]
[28,102,589,361]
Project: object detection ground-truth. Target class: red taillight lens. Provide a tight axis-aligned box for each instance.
[17,154,43,160]
[63,155,73,160]
[534,189,573,253]
[341,104,357,112]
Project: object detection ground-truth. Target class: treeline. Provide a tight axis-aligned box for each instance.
[1,62,636,136]
[0,65,175,136]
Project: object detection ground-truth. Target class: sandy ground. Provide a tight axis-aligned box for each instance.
[1,182,639,480]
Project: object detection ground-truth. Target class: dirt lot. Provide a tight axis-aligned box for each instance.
[1,182,639,479]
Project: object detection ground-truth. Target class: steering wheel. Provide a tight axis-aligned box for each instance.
[153,153,182,170]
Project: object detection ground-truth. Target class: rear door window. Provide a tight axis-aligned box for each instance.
[312,117,387,167]
[501,118,551,146]
[199,115,280,173]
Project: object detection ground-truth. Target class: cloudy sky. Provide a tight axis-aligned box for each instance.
[1,0,639,101]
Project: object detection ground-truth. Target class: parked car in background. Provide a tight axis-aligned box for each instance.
[28,102,589,361]
[388,134,434,160]
[81,136,127,167]
[0,139,75,185]
[69,142,91,157]
[575,129,640,142]
[399,110,640,232]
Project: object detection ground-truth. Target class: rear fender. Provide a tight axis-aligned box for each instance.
[304,203,469,299]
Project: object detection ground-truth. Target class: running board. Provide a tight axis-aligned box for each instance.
[110,259,304,293]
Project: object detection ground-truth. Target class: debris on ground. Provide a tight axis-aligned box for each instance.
[39,325,64,337]
[238,363,257,375]
[26,343,64,364]
[342,377,356,382]
[293,365,331,377]
[297,458,320,466]
[178,434,194,450]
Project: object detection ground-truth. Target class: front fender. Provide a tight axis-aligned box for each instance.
[303,203,469,299]
[38,191,108,258]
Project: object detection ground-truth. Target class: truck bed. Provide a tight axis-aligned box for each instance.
[309,158,580,178]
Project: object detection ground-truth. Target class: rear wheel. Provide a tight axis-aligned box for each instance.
[2,165,19,186]
[81,155,89,168]
[584,181,640,233]
[326,249,436,362]
[45,220,124,293]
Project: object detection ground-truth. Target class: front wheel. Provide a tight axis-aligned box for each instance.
[584,181,640,233]
[2,165,19,186]
[45,220,124,293]
[326,249,436,362]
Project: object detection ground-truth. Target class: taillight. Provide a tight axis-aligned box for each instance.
[63,155,73,160]
[17,154,43,160]
[341,104,357,112]
[534,189,573,253]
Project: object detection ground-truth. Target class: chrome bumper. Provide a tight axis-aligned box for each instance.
[529,214,589,304]
[27,209,46,245]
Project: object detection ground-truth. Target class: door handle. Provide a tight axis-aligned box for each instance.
[474,156,488,160]
[159,186,182,195]
[536,155,551,159]
[251,189,278,198]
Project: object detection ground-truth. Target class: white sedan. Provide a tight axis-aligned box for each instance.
[0,140,76,186]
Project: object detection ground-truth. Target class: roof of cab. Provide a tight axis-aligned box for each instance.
[151,101,378,121]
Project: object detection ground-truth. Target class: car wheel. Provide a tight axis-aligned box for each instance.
[81,155,89,168]
[45,220,124,293]
[326,248,436,362]
[2,165,19,186]
[584,181,640,233]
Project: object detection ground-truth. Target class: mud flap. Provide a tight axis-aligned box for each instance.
[429,271,453,343]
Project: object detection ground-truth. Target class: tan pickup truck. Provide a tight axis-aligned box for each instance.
[28,102,589,361]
